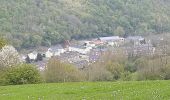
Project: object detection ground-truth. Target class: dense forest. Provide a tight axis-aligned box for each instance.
[0,0,170,49]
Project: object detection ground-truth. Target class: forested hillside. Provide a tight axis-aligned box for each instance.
[0,0,170,49]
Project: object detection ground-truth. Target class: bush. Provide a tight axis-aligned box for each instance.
[0,37,7,49]
[120,71,133,81]
[86,50,127,81]
[163,66,170,80]
[125,61,137,73]
[4,64,42,85]
[135,57,170,80]
[87,64,112,81]
[106,61,124,80]
[44,58,84,83]
[0,70,6,85]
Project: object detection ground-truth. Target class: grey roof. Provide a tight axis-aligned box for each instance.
[49,45,63,52]
[100,36,120,41]
[127,36,144,40]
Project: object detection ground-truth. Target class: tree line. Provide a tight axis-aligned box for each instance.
[0,0,170,50]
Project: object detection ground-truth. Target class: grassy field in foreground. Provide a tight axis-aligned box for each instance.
[0,81,170,100]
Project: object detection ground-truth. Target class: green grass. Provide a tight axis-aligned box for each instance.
[0,81,170,100]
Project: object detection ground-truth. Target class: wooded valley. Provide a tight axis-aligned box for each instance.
[0,0,170,49]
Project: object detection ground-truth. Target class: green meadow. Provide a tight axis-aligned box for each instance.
[0,81,170,100]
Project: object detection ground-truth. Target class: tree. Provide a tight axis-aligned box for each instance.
[106,61,124,80]
[0,45,21,69]
[0,0,170,49]
[87,62,112,81]
[44,58,84,83]
[86,49,127,81]
[114,26,125,36]
[0,37,7,49]
[21,35,42,48]
[25,55,31,63]
[5,64,42,85]
[36,53,43,62]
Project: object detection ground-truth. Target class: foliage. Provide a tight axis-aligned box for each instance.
[0,0,170,49]
[4,64,42,85]
[36,53,43,62]
[44,58,84,83]
[87,63,112,81]
[0,70,6,85]
[0,37,7,49]
[124,61,137,73]
[86,50,127,81]
[86,48,170,81]
[106,61,124,80]
[133,56,170,81]
[0,45,21,69]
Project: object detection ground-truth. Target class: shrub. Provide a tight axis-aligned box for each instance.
[106,61,124,80]
[0,70,6,85]
[120,71,133,81]
[87,64,112,81]
[135,57,170,80]
[44,58,84,83]
[86,50,127,81]
[0,37,7,49]
[5,64,42,85]
[124,61,137,73]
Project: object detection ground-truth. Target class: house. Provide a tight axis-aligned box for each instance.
[20,54,27,62]
[26,51,45,63]
[99,36,124,42]
[54,49,66,56]
[99,36,120,42]
[45,50,53,58]
[84,41,96,47]
[58,51,90,69]
[68,46,90,55]
[107,41,119,47]
[92,40,104,46]
[28,51,38,61]
[98,36,125,47]
[46,45,66,58]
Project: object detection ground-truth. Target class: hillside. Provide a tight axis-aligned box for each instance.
[0,0,170,49]
[0,81,170,100]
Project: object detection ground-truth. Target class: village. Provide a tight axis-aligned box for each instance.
[23,36,156,71]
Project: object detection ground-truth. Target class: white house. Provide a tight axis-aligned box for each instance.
[45,50,53,58]
[108,42,119,47]
[99,36,125,47]
[54,49,66,56]
[68,46,91,55]
[46,45,66,58]
[28,51,38,60]
[20,54,27,62]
